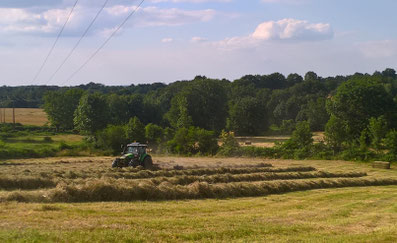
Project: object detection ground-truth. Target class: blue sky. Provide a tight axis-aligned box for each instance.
[0,0,396,86]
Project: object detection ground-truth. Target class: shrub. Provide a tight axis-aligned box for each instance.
[168,127,218,155]
[58,141,73,150]
[96,125,127,154]
[43,136,53,142]
[217,130,241,156]
[337,145,376,161]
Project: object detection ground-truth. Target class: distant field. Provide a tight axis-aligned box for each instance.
[0,157,396,242]
[236,132,325,148]
[1,108,48,126]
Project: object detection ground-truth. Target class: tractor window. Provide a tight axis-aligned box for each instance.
[127,147,138,154]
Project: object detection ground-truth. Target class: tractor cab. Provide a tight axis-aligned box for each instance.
[125,143,147,156]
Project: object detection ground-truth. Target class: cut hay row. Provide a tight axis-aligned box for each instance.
[166,162,273,170]
[103,166,317,179]
[3,177,397,203]
[145,171,368,186]
[0,164,274,180]
[0,177,56,190]
[0,171,364,191]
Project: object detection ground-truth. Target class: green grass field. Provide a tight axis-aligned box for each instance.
[0,134,86,159]
[0,157,396,242]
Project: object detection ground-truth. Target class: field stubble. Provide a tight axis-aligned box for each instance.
[1,156,397,242]
[0,156,396,203]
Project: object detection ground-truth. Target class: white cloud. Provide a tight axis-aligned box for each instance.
[191,36,207,43]
[162,37,174,42]
[0,5,217,36]
[211,18,333,50]
[252,18,333,41]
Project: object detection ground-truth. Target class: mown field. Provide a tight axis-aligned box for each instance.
[0,157,396,242]
[1,108,48,126]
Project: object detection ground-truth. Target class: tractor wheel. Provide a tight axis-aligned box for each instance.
[143,156,153,170]
[112,159,120,168]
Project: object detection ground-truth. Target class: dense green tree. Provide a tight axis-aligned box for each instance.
[73,93,109,135]
[325,115,348,151]
[286,73,303,87]
[166,95,193,129]
[368,116,388,150]
[43,89,84,131]
[125,117,146,143]
[384,130,397,155]
[107,94,129,125]
[382,68,396,79]
[227,97,267,135]
[327,77,395,141]
[304,71,318,82]
[145,123,164,145]
[289,121,313,148]
[296,97,329,131]
[166,78,228,131]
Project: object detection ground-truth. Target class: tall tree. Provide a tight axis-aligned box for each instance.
[327,77,395,141]
[166,78,228,131]
[125,116,146,143]
[43,89,84,131]
[73,93,109,135]
[227,97,268,136]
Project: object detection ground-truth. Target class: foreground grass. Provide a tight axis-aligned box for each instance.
[0,186,396,242]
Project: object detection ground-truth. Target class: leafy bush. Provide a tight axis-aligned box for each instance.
[96,125,127,154]
[168,127,219,155]
[43,136,53,142]
[217,131,241,156]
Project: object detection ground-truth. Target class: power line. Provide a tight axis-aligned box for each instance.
[47,0,110,83]
[64,0,146,85]
[31,0,80,84]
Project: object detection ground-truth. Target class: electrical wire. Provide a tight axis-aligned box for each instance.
[64,0,146,85]
[47,0,110,83]
[31,0,80,84]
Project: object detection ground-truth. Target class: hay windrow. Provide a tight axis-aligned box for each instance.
[2,177,397,203]
[0,177,56,190]
[145,171,367,186]
[102,166,317,179]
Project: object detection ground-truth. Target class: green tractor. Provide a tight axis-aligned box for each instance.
[112,142,153,169]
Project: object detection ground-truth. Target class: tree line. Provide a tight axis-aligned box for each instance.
[5,68,397,158]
